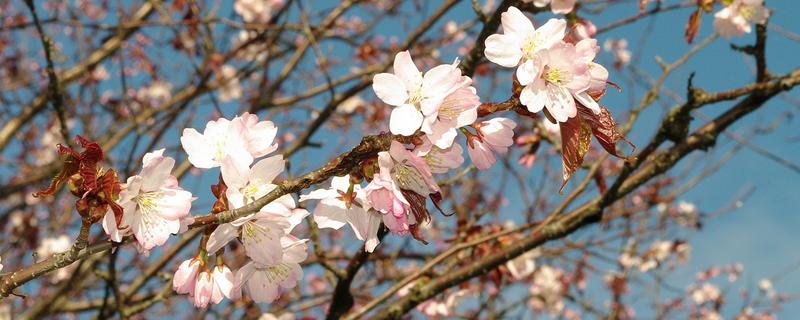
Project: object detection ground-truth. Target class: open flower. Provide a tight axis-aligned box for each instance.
[484,7,566,72]
[300,175,382,252]
[372,51,463,136]
[713,0,768,39]
[181,117,252,169]
[233,236,307,303]
[378,141,441,196]
[206,155,305,265]
[102,149,193,251]
[518,42,593,122]
[421,84,481,149]
[414,137,464,174]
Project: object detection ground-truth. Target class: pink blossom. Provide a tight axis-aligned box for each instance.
[467,118,517,170]
[211,265,235,304]
[713,0,768,39]
[218,65,243,103]
[519,42,594,122]
[420,72,479,149]
[234,237,307,303]
[374,141,441,197]
[365,167,412,235]
[207,155,307,264]
[603,38,631,69]
[372,51,463,136]
[193,270,214,308]
[467,137,496,170]
[173,257,201,295]
[484,7,566,70]
[180,117,252,169]
[102,149,193,251]
[300,175,382,252]
[414,137,464,174]
[235,112,279,158]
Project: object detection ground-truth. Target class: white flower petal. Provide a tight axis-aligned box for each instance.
[372,73,409,106]
[389,104,423,136]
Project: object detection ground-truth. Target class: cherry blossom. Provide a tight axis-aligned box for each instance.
[518,42,594,122]
[218,65,243,103]
[372,51,463,136]
[414,138,464,174]
[234,0,283,24]
[422,82,480,149]
[523,0,577,14]
[210,265,235,304]
[300,175,382,252]
[207,155,306,264]
[173,257,201,295]
[377,141,441,196]
[484,7,565,72]
[102,149,193,251]
[713,0,769,39]
[237,112,279,158]
[36,235,75,282]
[193,270,214,308]
[364,167,413,235]
[506,249,540,280]
[467,118,517,170]
[466,137,496,170]
[603,38,631,69]
[233,236,307,303]
[529,265,566,315]
[181,117,252,169]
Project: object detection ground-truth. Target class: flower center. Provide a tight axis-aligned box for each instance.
[543,67,569,86]
[134,191,162,215]
[257,263,292,282]
[241,183,262,205]
[242,221,273,243]
[522,34,543,60]
[738,5,755,22]
[408,85,425,105]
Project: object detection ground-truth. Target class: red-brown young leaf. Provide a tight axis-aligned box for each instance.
[32,154,79,198]
[401,189,432,245]
[210,175,229,214]
[559,115,593,193]
[685,9,702,44]
[99,169,124,225]
[578,105,635,159]
[640,0,649,13]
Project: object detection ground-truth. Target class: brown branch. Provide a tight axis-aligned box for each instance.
[366,68,800,319]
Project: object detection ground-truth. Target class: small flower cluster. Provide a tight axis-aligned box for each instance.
[172,113,309,307]
[484,7,606,123]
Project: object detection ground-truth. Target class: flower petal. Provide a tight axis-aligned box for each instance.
[389,104,423,136]
[372,73,409,106]
[484,34,523,68]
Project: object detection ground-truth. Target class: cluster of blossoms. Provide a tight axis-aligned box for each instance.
[485,7,605,123]
[169,113,309,307]
[618,239,690,273]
